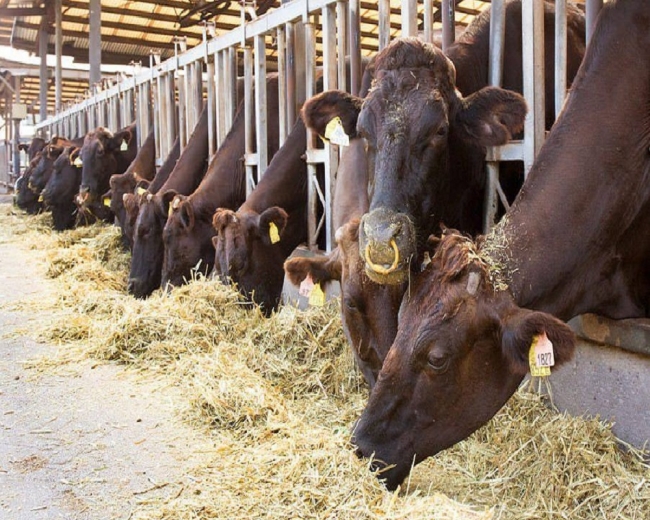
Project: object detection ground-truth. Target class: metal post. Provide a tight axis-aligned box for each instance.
[423,0,434,44]
[586,0,604,44]
[305,21,318,250]
[378,0,390,51]
[277,27,288,145]
[348,0,361,96]
[336,1,347,92]
[206,53,216,157]
[38,18,48,123]
[522,0,545,175]
[254,34,268,176]
[285,22,297,125]
[441,0,456,51]
[55,0,62,113]
[89,0,102,88]
[12,76,21,179]
[555,0,568,119]
[244,47,255,195]
[402,0,417,38]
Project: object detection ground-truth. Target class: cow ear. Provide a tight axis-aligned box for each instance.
[212,208,237,235]
[258,206,289,245]
[135,179,150,193]
[500,308,575,375]
[47,145,65,159]
[69,147,81,165]
[456,86,527,147]
[178,200,195,230]
[284,250,342,286]
[301,90,363,138]
[158,189,178,218]
[108,129,133,151]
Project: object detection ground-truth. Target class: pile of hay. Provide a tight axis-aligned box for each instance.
[4,208,649,519]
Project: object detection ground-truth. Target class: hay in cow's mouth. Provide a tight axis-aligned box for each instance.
[2,205,649,520]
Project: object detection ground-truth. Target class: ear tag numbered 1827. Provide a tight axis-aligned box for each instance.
[528,331,555,377]
[324,117,350,147]
[268,221,281,244]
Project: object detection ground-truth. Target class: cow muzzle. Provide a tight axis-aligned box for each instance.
[359,208,416,285]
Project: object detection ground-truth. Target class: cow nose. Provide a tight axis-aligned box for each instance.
[127,278,143,298]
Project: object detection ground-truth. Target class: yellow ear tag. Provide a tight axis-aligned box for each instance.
[308,282,326,307]
[269,221,281,244]
[136,187,147,196]
[168,204,174,217]
[103,197,111,207]
[120,140,128,151]
[73,156,83,167]
[529,331,555,377]
[324,116,350,147]
[38,195,44,202]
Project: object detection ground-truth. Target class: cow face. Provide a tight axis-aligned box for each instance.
[30,145,62,192]
[43,147,82,231]
[284,219,405,388]
[109,171,137,239]
[302,38,526,286]
[352,231,575,490]
[212,207,288,316]
[161,195,214,290]
[128,190,175,298]
[122,190,145,251]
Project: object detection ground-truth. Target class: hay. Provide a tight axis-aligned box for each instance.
[3,208,649,519]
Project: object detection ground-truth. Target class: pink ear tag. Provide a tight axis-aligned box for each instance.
[529,331,555,377]
[299,274,315,298]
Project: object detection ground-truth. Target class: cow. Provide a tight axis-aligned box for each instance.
[121,137,181,251]
[283,138,406,387]
[18,137,46,162]
[76,123,138,225]
[28,136,81,195]
[42,146,82,231]
[161,75,280,292]
[302,0,585,286]
[127,108,209,298]
[352,0,649,491]
[106,129,157,249]
[14,157,43,214]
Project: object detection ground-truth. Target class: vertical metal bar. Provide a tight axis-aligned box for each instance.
[522,0,546,175]
[255,33,268,176]
[206,53,217,157]
[216,50,225,146]
[178,70,187,149]
[194,61,203,125]
[586,0,604,44]
[277,27,288,145]
[442,0,456,51]
[378,0,390,51]
[244,46,255,196]
[55,0,62,113]
[12,77,21,179]
[305,21,318,251]
[423,0,434,44]
[336,1,347,91]
[165,74,176,154]
[285,22,297,125]
[348,0,361,96]
[401,0,417,38]
[89,0,102,88]
[38,19,48,122]
[555,0,568,119]
[483,0,506,233]
[323,3,338,251]
[227,47,237,121]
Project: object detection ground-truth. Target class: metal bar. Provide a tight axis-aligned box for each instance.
[305,21,318,250]
[555,0,567,119]
[55,0,62,113]
[348,0,361,96]
[165,74,176,154]
[401,0,417,37]
[244,46,255,196]
[12,77,21,179]
[423,0,434,44]
[89,0,102,88]
[206,53,216,157]
[522,0,546,175]
[255,33,269,176]
[227,47,237,122]
[442,0,455,51]
[586,0,603,44]
[336,1,347,92]
[277,27,288,145]
[378,0,390,51]
[38,19,47,123]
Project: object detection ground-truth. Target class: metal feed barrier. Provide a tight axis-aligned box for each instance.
[34,0,605,249]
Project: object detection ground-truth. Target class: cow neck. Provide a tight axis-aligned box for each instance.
[187,106,247,217]
[149,138,180,194]
[125,130,156,181]
[158,108,210,196]
[481,3,650,321]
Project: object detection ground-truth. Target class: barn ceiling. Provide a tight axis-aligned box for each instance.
[0,0,586,117]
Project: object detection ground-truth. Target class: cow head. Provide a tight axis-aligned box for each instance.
[161,194,214,290]
[352,230,575,490]
[128,190,175,298]
[43,146,82,231]
[30,144,64,193]
[284,219,406,388]
[15,159,43,214]
[121,185,148,251]
[78,126,133,202]
[212,206,288,316]
[302,38,526,286]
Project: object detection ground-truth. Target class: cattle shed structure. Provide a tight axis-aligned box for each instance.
[5,0,650,452]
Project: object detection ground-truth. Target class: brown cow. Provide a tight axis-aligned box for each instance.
[353,0,649,490]
[76,123,138,224]
[122,137,181,251]
[284,138,405,388]
[161,76,280,291]
[42,146,82,231]
[128,109,209,298]
[107,129,157,249]
[302,0,585,286]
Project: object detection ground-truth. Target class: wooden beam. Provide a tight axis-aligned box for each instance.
[0,7,46,17]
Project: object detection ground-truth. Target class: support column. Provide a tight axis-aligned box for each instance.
[39,18,48,123]
[13,77,21,179]
[55,0,62,113]
[89,0,102,88]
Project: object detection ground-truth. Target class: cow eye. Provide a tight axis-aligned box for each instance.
[427,352,450,373]
[435,125,448,137]
[343,297,360,313]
